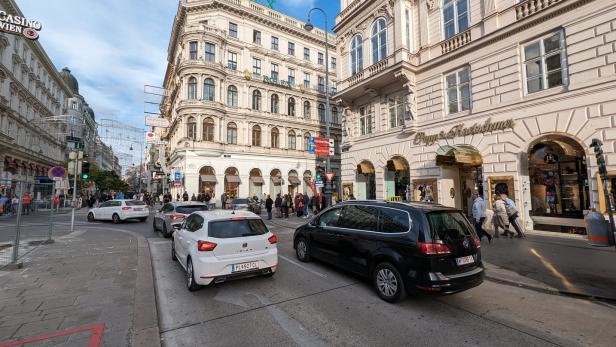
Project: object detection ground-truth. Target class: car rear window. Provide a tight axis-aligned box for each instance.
[232,199,249,205]
[208,218,269,238]
[176,205,208,214]
[427,211,473,241]
[126,201,146,206]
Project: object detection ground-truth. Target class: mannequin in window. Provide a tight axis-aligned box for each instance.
[544,171,558,214]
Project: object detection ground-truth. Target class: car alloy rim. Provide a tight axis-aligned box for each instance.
[187,261,193,286]
[297,241,306,258]
[376,268,398,297]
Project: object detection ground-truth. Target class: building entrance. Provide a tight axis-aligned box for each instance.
[436,145,483,215]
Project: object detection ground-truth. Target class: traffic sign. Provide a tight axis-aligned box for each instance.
[325,172,335,182]
[146,131,157,142]
[48,166,67,179]
[145,116,170,128]
[311,137,334,156]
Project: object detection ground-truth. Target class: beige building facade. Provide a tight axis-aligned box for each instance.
[334,0,616,232]
[161,0,341,201]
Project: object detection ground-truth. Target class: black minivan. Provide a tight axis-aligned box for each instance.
[293,201,484,302]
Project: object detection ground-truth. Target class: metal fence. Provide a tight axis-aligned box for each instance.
[0,178,65,269]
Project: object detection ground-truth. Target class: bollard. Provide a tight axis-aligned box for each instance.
[11,182,24,267]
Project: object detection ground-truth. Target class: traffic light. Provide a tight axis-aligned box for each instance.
[590,139,607,176]
[81,161,90,180]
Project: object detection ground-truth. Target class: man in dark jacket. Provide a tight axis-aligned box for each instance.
[183,191,189,201]
[274,194,282,218]
[302,194,309,218]
[265,194,273,220]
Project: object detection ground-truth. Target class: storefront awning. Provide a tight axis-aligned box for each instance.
[271,176,282,185]
[357,161,375,175]
[436,145,483,166]
[250,176,264,184]
[200,174,217,183]
[225,175,241,183]
[288,176,301,185]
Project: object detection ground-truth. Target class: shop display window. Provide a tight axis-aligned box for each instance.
[412,179,438,203]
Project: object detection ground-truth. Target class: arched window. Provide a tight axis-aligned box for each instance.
[252,125,261,146]
[203,78,215,101]
[271,94,279,113]
[227,122,237,144]
[271,127,279,148]
[332,107,339,124]
[303,132,311,151]
[187,116,196,139]
[350,35,363,75]
[318,103,326,123]
[288,130,296,150]
[203,117,214,141]
[187,77,197,99]
[443,0,469,39]
[227,85,238,107]
[371,18,387,64]
[252,90,261,110]
[288,97,295,116]
[303,101,311,119]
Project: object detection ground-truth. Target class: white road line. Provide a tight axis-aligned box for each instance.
[279,255,327,278]
[151,240,171,245]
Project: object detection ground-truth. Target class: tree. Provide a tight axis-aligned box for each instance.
[90,164,129,193]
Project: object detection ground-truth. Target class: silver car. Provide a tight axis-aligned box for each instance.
[153,202,208,237]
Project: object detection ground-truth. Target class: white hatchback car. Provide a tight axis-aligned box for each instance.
[172,210,278,291]
[87,199,149,224]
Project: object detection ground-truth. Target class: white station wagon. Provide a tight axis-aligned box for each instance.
[172,210,278,291]
[87,199,149,224]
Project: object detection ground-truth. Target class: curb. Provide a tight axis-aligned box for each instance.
[132,237,162,347]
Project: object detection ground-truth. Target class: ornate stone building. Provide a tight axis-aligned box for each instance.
[160,0,341,201]
[334,0,616,233]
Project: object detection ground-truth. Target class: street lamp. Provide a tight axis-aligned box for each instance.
[129,142,144,193]
[304,7,333,208]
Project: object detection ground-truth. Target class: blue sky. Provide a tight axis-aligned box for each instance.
[17,0,339,151]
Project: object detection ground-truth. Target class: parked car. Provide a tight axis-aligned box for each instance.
[230,198,250,211]
[153,202,208,237]
[172,210,278,291]
[87,199,149,224]
[293,201,483,302]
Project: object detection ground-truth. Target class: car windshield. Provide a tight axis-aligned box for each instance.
[126,201,146,206]
[426,211,473,241]
[208,219,269,238]
[231,199,249,205]
[176,205,208,214]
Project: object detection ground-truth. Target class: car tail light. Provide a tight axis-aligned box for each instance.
[197,241,217,252]
[268,235,278,244]
[231,217,247,221]
[474,238,481,248]
[121,206,131,211]
[170,214,185,221]
[418,242,451,255]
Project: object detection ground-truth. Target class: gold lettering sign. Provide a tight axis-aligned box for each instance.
[413,118,515,146]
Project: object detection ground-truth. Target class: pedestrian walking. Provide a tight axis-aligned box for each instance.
[265,194,273,220]
[296,193,303,218]
[275,194,282,218]
[22,192,32,215]
[502,193,525,238]
[471,191,491,243]
[221,192,227,209]
[302,193,309,218]
[493,194,511,238]
[183,191,189,201]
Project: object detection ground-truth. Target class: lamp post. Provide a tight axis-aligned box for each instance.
[130,142,143,193]
[304,8,333,208]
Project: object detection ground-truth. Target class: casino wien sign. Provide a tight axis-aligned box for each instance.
[0,11,42,40]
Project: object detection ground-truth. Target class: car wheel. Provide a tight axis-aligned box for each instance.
[171,239,177,261]
[295,237,311,262]
[140,217,147,222]
[112,213,121,224]
[186,258,201,292]
[162,223,170,238]
[87,212,95,222]
[373,262,406,303]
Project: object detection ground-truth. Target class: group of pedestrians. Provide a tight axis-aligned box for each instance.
[264,193,326,220]
[471,191,525,243]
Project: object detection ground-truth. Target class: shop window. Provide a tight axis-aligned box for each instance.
[445,66,471,114]
[523,31,566,94]
[412,179,438,203]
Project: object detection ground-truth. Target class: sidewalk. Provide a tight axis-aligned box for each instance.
[0,227,160,347]
[265,215,616,302]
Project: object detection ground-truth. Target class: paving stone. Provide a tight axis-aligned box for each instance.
[38,297,76,310]
[12,317,63,339]
[0,300,42,315]
[0,310,43,327]
[0,322,21,340]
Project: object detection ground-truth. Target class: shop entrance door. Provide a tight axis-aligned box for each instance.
[459,166,483,217]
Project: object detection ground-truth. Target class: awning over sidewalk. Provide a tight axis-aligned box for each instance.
[271,176,282,185]
[225,175,241,183]
[288,176,301,185]
[250,176,264,184]
[436,145,483,166]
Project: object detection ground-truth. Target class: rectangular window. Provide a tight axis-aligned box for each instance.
[359,105,374,135]
[388,96,404,128]
[229,22,238,38]
[445,66,471,114]
[303,72,311,89]
[205,42,215,62]
[405,9,411,50]
[331,81,337,95]
[304,47,310,61]
[271,63,279,81]
[443,0,469,40]
[189,41,198,60]
[252,58,261,75]
[523,31,566,94]
[228,52,238,70]
[288,68,295,86]
[317,76,325,92]
[318,52,324,65]
[253,30,261,45]
[271,36,279,51]
[288,42,295,56]
[331,57,337,70]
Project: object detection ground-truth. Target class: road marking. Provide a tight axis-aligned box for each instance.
[151,240,170,245]
[279,255,327,278]
[529,248,577,292]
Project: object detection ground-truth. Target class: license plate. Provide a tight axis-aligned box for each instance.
[134,208,143,211]
[232,261,258,273]
[455,255,474,266]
